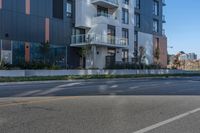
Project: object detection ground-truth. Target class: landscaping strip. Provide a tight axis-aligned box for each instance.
[0,73,200,82]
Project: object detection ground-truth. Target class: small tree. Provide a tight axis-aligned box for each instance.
[138,46,146,65]
[172,54,181,69]
[0,60,7,70]
[78,44,91,68]
[154,44,160,65]
[40,41,50,64]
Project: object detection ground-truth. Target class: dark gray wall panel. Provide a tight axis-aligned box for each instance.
[0,0,74,45]
[137,0,164,36]
[3,0,25,13]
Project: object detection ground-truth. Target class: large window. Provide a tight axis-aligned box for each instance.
[153,1,159,16]
[122,8,129,24]
[97,6,108,17]
[134,13,140,28]
[134,0,140,9]
[122,50,129,62]
[107,25,116,44]
[122,28,129,45]
[134,31,138,59]
[66,1,72,17]
[153,20,159,32]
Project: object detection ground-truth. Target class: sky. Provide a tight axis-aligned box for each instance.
[165,0,200,58]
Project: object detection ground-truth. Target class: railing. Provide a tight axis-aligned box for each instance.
[91,0,119,6]
[71,33,128,46]
[162,29,166,36]
[96,12,117,20]
[162,0,166,6]
[162,15,166,22]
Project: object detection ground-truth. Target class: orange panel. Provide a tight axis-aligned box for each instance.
[45,18,50,43]
[25,0,30,15]
[25,42,30,63]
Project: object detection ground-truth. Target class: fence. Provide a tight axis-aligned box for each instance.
[0,69,197,77]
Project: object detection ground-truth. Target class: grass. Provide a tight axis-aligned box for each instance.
[0,73,200,83]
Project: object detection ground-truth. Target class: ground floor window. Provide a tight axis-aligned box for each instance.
[122,50,129,62]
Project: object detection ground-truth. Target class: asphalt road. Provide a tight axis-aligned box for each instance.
[1,77,200,133]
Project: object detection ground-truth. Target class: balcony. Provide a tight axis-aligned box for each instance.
[71,33,128,48]
[162,0,166,6]
[96,12,117,20]
[162,29,166,36]
[92,13,120,26]
[91,0,119,9]
[162,15,166,23]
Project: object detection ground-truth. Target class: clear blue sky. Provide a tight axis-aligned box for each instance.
[165,0,200,57]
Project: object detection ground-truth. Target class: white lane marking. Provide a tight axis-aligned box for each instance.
[38,82,82,95]
[14,90,41,97]
[129,86,140,90]
[133,107,200,133]
[110,85,118,88]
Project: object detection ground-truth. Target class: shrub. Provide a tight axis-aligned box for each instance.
[0,61,7,70]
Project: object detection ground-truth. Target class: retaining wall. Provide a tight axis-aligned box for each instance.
[0,69,196,77]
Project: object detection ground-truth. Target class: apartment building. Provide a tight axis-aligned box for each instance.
[134,0,167,67]
[0,0,167,69]
[0,0,75,67]
[71,0,135,69]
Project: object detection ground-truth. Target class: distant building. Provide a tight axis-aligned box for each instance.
[168,52,199,70]
[179,54,188,61]
[188,53,197,60]
[179,53,197,61]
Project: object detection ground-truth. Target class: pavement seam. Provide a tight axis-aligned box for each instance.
[0,97,76,108]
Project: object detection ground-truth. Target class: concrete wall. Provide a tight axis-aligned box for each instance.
[0,70,25,77]
[0,69,196,77]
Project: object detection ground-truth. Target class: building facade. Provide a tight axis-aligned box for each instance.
[0,0,167,69]
[179,53,197,61]
[134,0,167,67]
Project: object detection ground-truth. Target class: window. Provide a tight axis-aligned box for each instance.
[134,31,138,59]
[66,2,72,17]
[134,13,140,28]
[107,25,116,44]
[122,8,129,24]
[97,6,108,17]
[153,1,159,16]
[134,0,140,9]
[153,20,159,32]
[122,28,129,45]
[123,0,129,5]
[155,38,159,48]
[134,31,138,43]
[122,50,129,62]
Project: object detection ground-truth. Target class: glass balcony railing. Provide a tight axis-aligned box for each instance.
[162,29,166,36]
[91,0,119,8]
[71,33,128,47]
[96,12,117,20]
[162,0,166,6]
[162,15,166,23]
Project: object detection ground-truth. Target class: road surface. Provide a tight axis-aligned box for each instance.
[1,77,200,133]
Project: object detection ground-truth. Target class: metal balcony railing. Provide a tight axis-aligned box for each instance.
[71,33,128,47]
